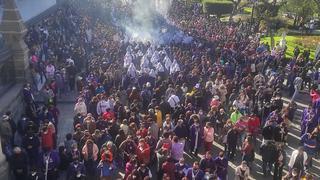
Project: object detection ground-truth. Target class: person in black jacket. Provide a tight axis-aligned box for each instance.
[274,123,288,144]
[199,151,216,175]
[227,126,238,160]
[67,158,86,180]
[59,146,71,174]
[22,131,40,167]
[262,121,275,142]
[260,140,277,176]
[173,119,188,140]
[27,166,44,180]
[10,147,29,180]
[66,62,76,92]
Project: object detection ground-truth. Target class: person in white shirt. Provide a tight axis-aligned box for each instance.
[74,98,87,116]
[168,93,180,109]
[96,97,111,116]
[288,147,308,178]
[291,75,303,102]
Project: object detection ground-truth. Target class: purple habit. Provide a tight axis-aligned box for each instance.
[214,156,228,180]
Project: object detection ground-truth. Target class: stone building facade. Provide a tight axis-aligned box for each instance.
[0,0,67,179]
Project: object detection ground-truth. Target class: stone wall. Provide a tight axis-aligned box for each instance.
[0,1,67,179]
[0,84,23,180]
[0,84,24,121]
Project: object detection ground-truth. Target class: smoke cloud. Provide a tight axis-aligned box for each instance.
[117,0,175,44]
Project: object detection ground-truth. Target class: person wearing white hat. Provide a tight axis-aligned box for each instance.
[96,96,111,116]
[74,97,87,116]
[168,93,180,110]
[288,147,308,178]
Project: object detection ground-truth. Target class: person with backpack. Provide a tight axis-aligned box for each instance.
[288,147,308,179]
[260,140,277,176]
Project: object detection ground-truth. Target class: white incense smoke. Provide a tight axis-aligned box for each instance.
[119,0,174,43]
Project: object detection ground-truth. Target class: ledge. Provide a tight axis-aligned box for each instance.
[0,83,23,115]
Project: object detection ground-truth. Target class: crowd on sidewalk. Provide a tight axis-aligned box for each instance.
[1,0,320,180]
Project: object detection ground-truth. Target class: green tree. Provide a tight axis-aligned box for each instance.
[282,0,317,27]
[313,0,320,12]
[254,0,285,47]
[229,0,252,22]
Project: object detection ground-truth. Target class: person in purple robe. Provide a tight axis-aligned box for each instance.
[186,161,205,180]
[39,148,60,180]
[175,158,189,179]
[266,109,283,125]
[189,118,203,156]
[214,151,228,180]
[301,107,317,136]
[67,158,86,180]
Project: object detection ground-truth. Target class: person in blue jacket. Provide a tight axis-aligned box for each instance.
[186,161,205,180]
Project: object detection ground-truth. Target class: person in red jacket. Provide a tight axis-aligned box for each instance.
[41,124,54,151]
[247,113,260,145]
[136,138,150,165]
[136,123,148,139]
[102,108,115,121]
[310,88,320,105]
[162,156,176,180]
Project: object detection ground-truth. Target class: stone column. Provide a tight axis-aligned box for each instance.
[0,0,30,83]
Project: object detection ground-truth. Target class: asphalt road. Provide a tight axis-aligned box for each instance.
[55,90,319,180]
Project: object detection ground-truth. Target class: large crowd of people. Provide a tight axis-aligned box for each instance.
[1,0,320,180]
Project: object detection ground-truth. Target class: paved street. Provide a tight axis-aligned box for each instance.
[55,90,320,179]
